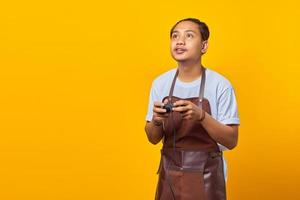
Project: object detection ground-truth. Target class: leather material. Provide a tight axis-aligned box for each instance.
[155,67,226,200]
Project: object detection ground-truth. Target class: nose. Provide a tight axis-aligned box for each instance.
[176,35,185,45]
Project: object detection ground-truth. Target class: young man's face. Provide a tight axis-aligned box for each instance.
[170,21,207,63]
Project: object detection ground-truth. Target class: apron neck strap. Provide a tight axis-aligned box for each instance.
[168,66,206,109]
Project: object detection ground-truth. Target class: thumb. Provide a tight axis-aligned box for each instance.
[163,98,169,105]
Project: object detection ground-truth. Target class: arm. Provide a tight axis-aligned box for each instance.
[144,99,170,145]
[173,100,239,150]
[199,112,238,150]
[144,121,164,145]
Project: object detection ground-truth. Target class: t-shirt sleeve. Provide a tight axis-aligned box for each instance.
[145,82,160,122]
[217,87,240,125]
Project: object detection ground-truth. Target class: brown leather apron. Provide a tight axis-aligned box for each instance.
[155,67,226,200]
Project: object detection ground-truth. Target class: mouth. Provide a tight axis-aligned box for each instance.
[174,47,187,54]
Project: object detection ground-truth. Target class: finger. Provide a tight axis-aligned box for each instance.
[158,115,169,119]
[154,101,164,107]
[163,98,169,104]
[153,107,167,113]
[182,115,192,120]
[181,110,192,117]
[173,100,189,107]
[153,116,164,122]
[172,105,190,112]
[154,112,170,118]
[153,114,169,123]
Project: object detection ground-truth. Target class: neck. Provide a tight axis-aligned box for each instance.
[177,59,203,82]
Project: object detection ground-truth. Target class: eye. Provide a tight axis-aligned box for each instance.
[172,34,178,39]
[186,33,194,38]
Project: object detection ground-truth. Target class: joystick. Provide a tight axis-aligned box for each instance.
[163,103,173,113]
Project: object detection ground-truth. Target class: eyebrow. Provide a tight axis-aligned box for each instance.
[172,30,197,34]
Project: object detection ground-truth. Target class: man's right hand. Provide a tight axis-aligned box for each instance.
[152,98,170,126]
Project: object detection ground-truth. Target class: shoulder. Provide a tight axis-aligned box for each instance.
[206,68,234,93]
[152,68,177,89]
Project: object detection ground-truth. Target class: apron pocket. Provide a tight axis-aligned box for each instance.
[157,169,183,200]
[181,169,206,200]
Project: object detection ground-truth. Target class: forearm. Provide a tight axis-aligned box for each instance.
[145,121,164,144]
[199,112,238,150]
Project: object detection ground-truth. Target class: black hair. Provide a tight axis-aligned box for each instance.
[170,18,210,41]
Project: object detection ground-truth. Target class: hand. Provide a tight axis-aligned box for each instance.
[152,98,170,126]
[172,100,205,121]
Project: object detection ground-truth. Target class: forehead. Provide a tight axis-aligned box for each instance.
[172,21,200,34]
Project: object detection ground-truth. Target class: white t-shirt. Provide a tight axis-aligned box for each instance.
[145,67,240,180]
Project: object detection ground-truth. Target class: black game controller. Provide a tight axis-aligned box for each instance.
[162,103,174,113]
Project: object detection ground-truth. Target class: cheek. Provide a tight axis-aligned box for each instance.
[170,43,177,54]
[170,42,176,49]
[170,44,176,57]
[189,43,202,54]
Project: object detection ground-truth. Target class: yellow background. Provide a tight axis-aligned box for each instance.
[0,0,299,199]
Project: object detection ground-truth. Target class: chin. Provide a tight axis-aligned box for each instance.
[174,57,191,63]
[175,59,187,63]
[172,54,188,62]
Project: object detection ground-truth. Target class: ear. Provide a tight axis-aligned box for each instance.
[201,40,209,54]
